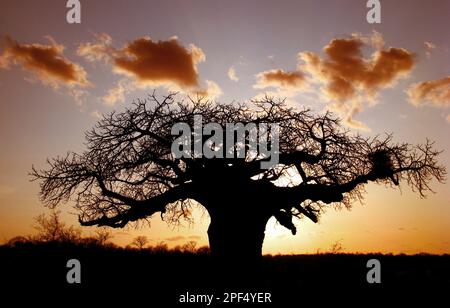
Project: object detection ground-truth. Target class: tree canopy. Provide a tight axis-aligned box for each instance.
[31,93,446,257]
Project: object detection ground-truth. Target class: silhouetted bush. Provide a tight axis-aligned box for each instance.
[32,210,82,243]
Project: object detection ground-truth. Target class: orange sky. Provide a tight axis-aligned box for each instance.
[0,0,449,254]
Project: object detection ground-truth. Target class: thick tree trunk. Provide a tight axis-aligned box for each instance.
[196,178,278,285]
[207,208,270,259]
[198,176,276,262]
[205,208,270,285]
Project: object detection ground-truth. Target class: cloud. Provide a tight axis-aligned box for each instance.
[254,69,306,90]
[238,55,248,66]
[0,36,90,88]
[351,31,385,50]
[424,41,436,50]
[407,76,450,107]
[102,82,126,106]
[165,236,185,241]
[79,34,205,89]
[192,80,223,100]
[328,99,369,130]
[114,37,205,88]
[424,41,436,58]
[77,33,115,64]
[299,36,415,101]
[102,78,135,106]
[79,34,222,100]
[90,110,102,120]
[228,66,239,82]
[69,88,89,106]
[370,30,385,50]
[253,32,415,129]
[188,235,201,239]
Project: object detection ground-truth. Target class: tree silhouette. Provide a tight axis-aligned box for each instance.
[94,227,113,246]
[131,235,149,249]
[33,210,81,243]
[31,93,446,259]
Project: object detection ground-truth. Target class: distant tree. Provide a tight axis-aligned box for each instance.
[329,240,344,254]
[131,235,149,249]
[33,211,81,243]
[31,93,446,259]
[94,227,113,246]
[181,241,198,253]
[151,241,169,253]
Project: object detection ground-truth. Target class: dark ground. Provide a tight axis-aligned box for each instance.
[1,242,449,305]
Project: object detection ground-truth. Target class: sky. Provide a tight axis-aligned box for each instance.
[0,0,449,254]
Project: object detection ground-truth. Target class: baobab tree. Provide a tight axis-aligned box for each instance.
[31,93,446,259]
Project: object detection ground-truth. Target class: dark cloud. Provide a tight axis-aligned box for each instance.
[0,36,90,88]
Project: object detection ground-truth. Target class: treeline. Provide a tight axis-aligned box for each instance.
[3,211,210,254]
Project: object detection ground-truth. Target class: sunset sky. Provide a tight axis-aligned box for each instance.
[0,0,449,254]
